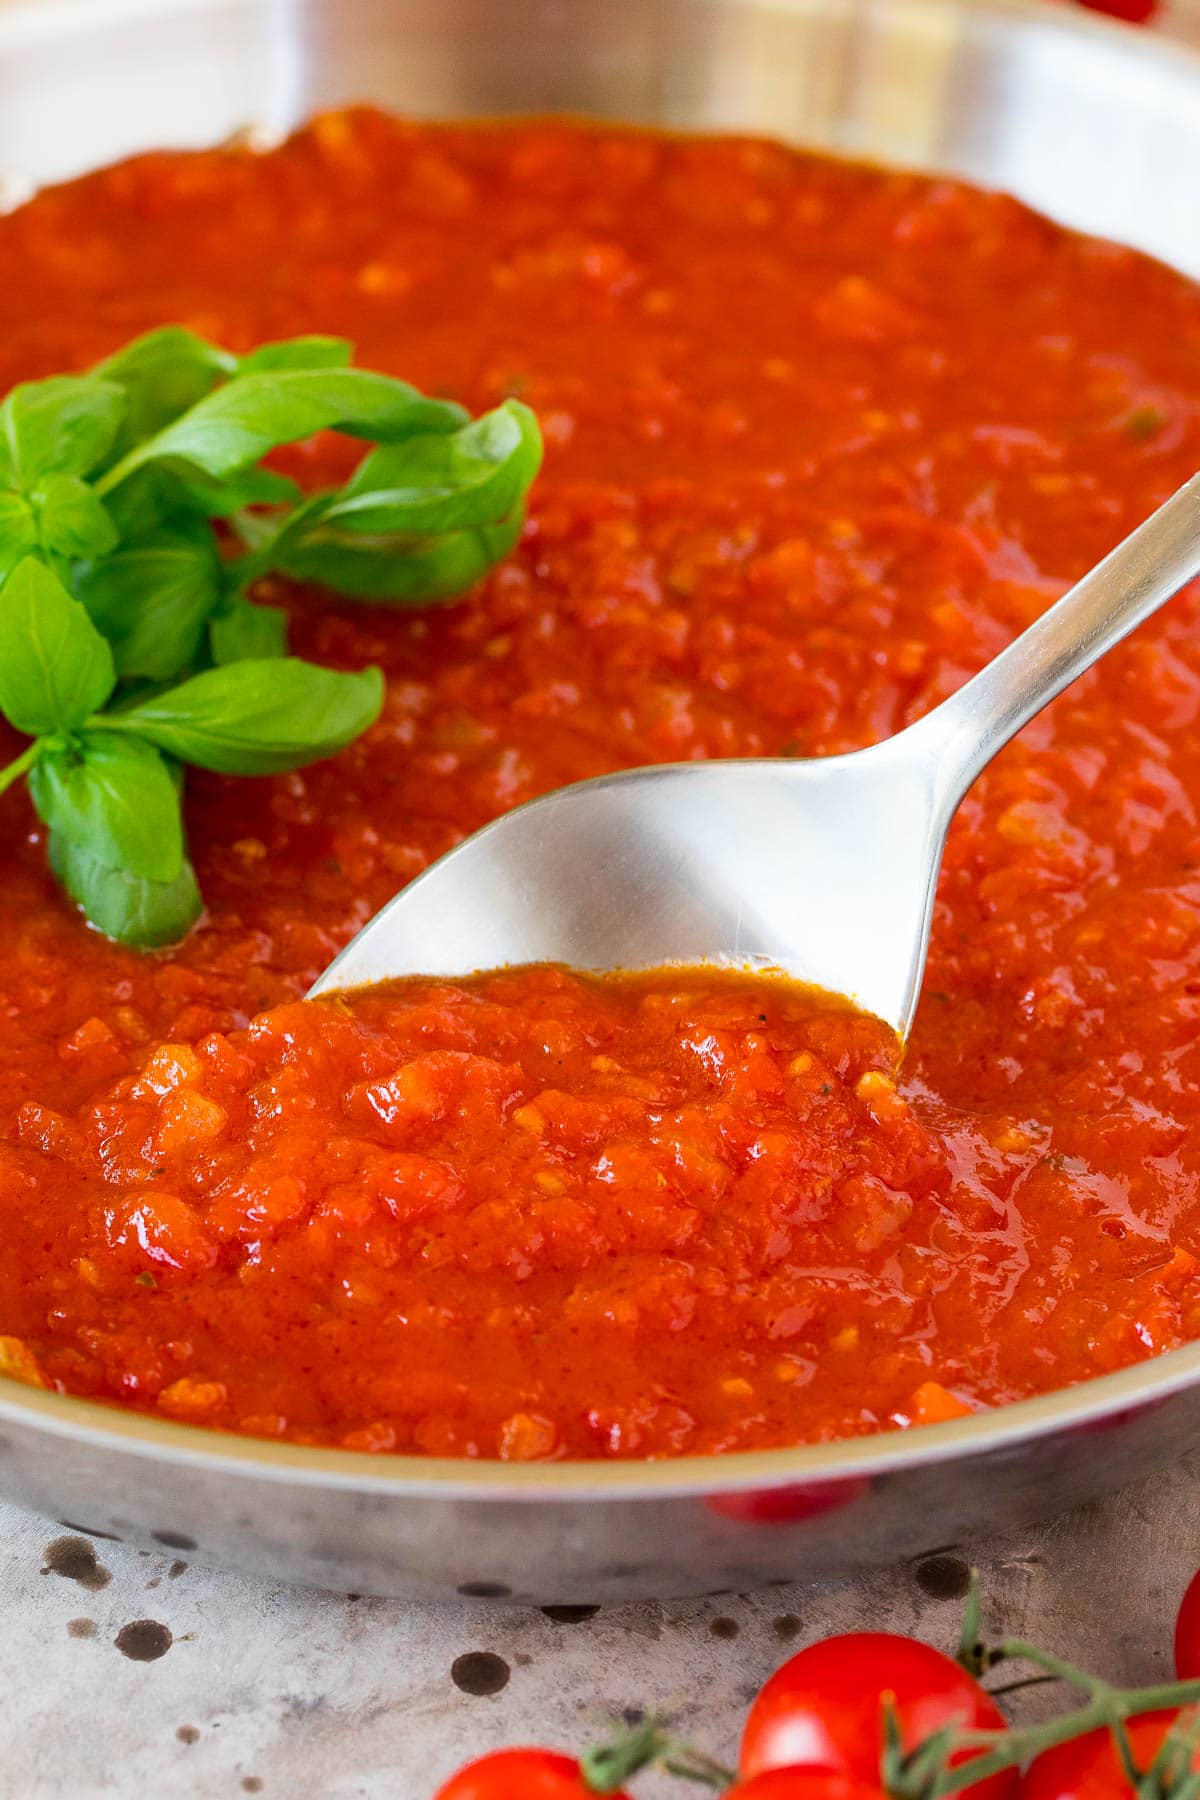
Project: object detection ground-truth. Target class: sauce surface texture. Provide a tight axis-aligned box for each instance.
[2,113,1200,1458]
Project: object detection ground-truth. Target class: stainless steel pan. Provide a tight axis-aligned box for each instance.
[0,0,1198,1602]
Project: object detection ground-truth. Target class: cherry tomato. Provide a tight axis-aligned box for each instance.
[1023,1710,1198,1800]
[727,1771,887,1800]
[740,1633,1017,1800]
[1176,1570,1200,1679]
[1075,0,1157,19]
[433,1748,627,1799]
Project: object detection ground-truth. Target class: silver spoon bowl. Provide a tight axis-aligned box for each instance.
[313,475,1200,1034]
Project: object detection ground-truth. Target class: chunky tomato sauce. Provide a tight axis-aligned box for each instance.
[1,112,1200,1459]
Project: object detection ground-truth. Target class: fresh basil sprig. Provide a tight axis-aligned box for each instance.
[0,556,382,944]
[0,328,543,946]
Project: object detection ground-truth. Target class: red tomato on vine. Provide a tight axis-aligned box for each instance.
[727,1772,889,1800]
[740,1633,1016,1800]
[433,1748,626,1799]
[1176,1570,1200,1679]
[1023,1710,1200,1800]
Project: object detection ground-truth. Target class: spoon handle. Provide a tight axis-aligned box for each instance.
[906,472,1200,803]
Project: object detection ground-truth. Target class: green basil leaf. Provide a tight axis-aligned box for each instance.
[182,465,304,516]
[48,827,201,948]
[100,368,468,492]
[276,509,524,604]
[114,656,384,774]
[0,492,37,579]
[0,556,116,734]
[75,524,221,682]
[0,376,126,486]
[94,325,235,449]
[326,400,542,536]
[235,336,353,374]
[100,466,177,539]
[209,600,288,665]
[104,462,303,538]
[260,402,538,603]
[31,473,119,561]
[30,732,184,883]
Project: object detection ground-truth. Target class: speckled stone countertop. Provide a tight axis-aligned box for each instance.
[3,1454,1197,1798]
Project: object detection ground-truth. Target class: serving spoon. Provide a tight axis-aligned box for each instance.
[310,474,1200,1039]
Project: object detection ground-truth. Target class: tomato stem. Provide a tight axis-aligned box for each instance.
[1143,1706,1200,1800]
[1110,1716,1142,1791]
[956,1570,985,1679]
[660,1748,738,1789]
[579,1721,735,1793]
[993,1639,1110,1696]
[580,1723,666,1791]
[923,1659,1200,1800]
[926,1695,1112,1796]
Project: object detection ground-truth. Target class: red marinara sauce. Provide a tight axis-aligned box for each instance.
[1,112,1199,1460]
